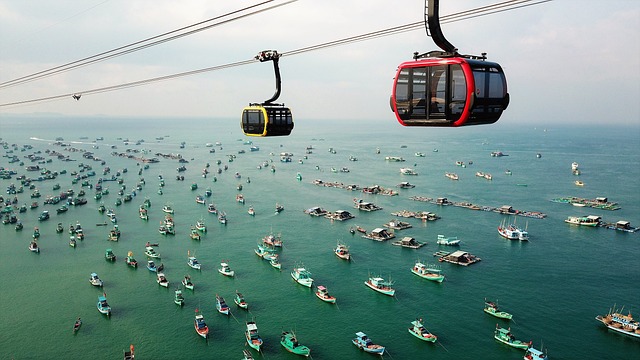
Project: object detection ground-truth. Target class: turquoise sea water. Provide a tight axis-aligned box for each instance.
[0,116,639,359]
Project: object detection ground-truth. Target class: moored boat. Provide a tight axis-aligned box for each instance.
[281,331,311,357]
[364,276,395,296]
[145,246,160,258]
[156,273,169,287]
[194,311,209,338]
[147,260,157,272]
[498,220,529,241]
[218,262,235,277]
[408,318,437,342]
[216,294,230,315]
[262,232,283,247]
[335,242,351,260]
[187,252,201,270]
[410,262,445,283]
[105,248,116,262]
[125,251,138,268]
[352,331,385,355]
[97,294,111,316]
[595,306,640,339]
[245,321,263,351]
[315,285,336,303]
[484,299,513,320]
[524,346,548,360]
[494,325,531,350]
[174,289,185,306]
[291,267,314,287]
[182,275,194,290]
[89,272,104,287]
[564,215,601,227]
[234,291,248,309]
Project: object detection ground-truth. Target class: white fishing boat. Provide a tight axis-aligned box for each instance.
[218,262,235,277]
[291,267,314,287]
[156,273,169,287]
[400,167,418,175]
[89,272,104,287]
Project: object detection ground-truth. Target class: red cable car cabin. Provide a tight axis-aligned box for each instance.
[391,56,509,127]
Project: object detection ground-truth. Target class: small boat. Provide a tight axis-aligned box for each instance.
[156,273,169,287]
[97,294,111,316]
[56,223,64,233]
[147,260,158,272]
[89,272,104,287]
[69,237,77,247]
[280,331,311,357]
[397,181,415,189]
[174,289,185,306]
[270,257,282,270]
[524,346,549,360]
[73,318,82,333]
[207,203,217,214]
[315,285,336,303]
[400,167,418,175]
[352,331,385,355]
[194,311,209,339]
[335,242,351,261]
[242,349,254,360]
[494,325,531,350]
[145,246,161,258]
[123,344,135,360]
[216,294,230,315]
[564,215,601,227]
[187,253,201,270]
[234,291,248,309]
[411,262,445,283]
[218,262,235,277]
[262,232,283,247]
[182,275,194,290]
[105,248,116,262]
[195,219,207,232]
[574,180,584,186]
[275,203,284,213]
[595,306,640,339]
[484,299,513,320]
[408,318,437,342]
[245,321,263,351]
[195,195,205,204]
[291,267,314,287]
[236,194,245,204]
[247,206,255,216]
[125,251,138,268]
[304,206,328,217]
[445,172,459,180]
[218,211,227,224]
[364,276,395,296]
[436,234,461,246]
[498,220,529,241]
[162,205,174,214]
[189,227,201,240]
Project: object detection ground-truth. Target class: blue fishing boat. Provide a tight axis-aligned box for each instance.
[408,318,437,342]
[147,260,157,272]
[216,294,230,315]
[97,294,111,316]
[291,267,314,287]
[245,320,263,351]
[352,331,385,355]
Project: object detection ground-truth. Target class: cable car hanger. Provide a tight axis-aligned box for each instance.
[241,50,294,137]
[391,0,510,127]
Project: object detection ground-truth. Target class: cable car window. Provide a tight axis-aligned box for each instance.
[487,72,506,98]
[394,69,411,118]
[430,65,446,116]
[450,64,466,117]
[412,69,427,116]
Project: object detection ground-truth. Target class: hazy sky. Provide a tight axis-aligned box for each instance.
[0,0,638,126]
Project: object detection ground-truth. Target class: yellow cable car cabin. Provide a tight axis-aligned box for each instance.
[241,104,293,137]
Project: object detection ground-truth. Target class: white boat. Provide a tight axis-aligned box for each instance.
[218,262,235,277]
[596,306,640,339]
[400,167,418,175]
[436,234,461,246]
[145,246,160,258]
[182,275,194,290]
[564,215,601,227]
[445,172,459,180]
[291,267,314,287]
[364,276,395,296]
[187,255,201,270]
[335,242,351,260]
[156,273,169,287]
[89,272,103,287]
[498,220,529,241]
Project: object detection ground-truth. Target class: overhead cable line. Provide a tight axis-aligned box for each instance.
[0,0,550,108]
[0,0,296,89]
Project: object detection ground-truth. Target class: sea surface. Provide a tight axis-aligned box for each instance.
[0,116,639,360]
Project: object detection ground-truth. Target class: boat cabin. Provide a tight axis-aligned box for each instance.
[355,201,382,212]
[436,197,449,205]
[440,250,481,266]
[326,210,355,221]
[392,236,425,248]
[364,228,396,241]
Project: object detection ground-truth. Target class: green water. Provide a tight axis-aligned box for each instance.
[0,117,639,359]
